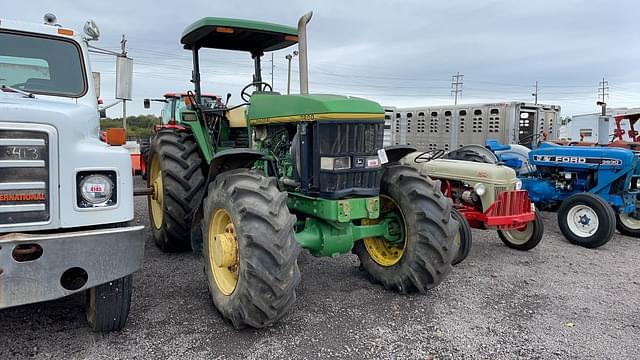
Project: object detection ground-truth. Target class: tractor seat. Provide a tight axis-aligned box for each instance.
[485,139,511,152]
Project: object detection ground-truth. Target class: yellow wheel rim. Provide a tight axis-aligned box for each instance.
[362,195,406,267]
[149,153,164,230]
[208,208,239,295]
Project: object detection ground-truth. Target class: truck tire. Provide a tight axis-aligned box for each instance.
[557,193,615,248]
[148,130,205,252]
[451,208,472,265]
[497,210,544,250]
[353,164,457,293]
[86,275,133,332]
[615,208,640,237]
[201,169,300,329]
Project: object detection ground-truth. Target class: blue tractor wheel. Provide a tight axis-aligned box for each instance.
[557,193,616,248]
[615,203,640,237]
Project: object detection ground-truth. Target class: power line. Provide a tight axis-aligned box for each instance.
[451,72,463,105]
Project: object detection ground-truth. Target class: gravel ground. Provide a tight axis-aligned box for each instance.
[1,177,639,359]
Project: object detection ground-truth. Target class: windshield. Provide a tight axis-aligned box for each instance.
[0,31,86,97]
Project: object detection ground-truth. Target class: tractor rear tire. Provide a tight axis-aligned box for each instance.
[86,275,133,332]
[353,164,457,293]
[557,193,615,249]
[615,209,640,237]
[497,211,544,250]
[451,208,472,265]
[201,169,300,329]
[148,130,205,252]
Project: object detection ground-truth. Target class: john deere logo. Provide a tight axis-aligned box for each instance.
[0,193,47,202]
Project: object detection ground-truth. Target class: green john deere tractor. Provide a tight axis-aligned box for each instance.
[147,12,458,328]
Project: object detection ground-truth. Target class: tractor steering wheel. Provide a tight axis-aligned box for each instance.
[241,82,273,102]
[518,133,542,146]
[414,149,446,163]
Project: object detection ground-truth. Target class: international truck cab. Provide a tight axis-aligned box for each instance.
[0,15,143,331]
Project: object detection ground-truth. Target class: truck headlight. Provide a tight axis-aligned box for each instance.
[515,179,523,190]
[77,171,117,208]
[320,156,351,170]
[474,183,487,196]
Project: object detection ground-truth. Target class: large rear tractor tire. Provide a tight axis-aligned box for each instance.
[353,164,457,293]
[498,211,544,250]
[201,169,301,329]
[86,275,133,332]
[557,193,615,248]
[148,130,205,252]
[451,208,472,265]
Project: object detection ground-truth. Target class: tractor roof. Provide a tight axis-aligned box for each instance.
[181,17,298,53]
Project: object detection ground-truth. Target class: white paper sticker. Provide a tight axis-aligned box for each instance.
[378,149,389,164]
[531,203,536,212]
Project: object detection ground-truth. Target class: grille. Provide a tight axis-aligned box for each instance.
[0,129,50,226]
[487,190,531,217]
[493,186,508,203]
[318,122,384,155]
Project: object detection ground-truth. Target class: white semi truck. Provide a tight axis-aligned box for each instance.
[0,15,143,331]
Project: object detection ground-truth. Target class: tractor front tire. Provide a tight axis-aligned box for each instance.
[148,130,205,252]
[201,169,301,329]
[557,193,615,248]
[451,208,472,265]
[497,211,544,251]
[353,164,457,293]
[86,275,133,332]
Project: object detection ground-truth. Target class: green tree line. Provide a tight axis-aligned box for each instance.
[100,115,161,140]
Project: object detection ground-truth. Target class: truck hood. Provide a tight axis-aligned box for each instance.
[0,92,98,139]
[402,152,517,185]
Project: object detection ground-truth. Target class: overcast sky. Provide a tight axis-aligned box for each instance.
[4,0,639,117]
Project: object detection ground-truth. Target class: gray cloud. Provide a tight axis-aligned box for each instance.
[3,0,638,117]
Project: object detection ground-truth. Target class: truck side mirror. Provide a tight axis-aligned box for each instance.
[115,56,133,100]
[92,72,101,98]
[99,109,107,119]
[143,98,150,109]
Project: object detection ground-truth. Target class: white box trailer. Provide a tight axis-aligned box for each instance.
[384,102,561,150]
[563,108,640,142]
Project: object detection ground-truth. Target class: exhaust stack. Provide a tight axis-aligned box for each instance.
[297,11,313,95]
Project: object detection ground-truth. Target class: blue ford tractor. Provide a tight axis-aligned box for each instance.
[464,139,640,248]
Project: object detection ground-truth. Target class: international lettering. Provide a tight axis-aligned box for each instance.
[0,193,46,201]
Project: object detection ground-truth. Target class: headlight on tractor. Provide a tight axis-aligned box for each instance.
[320,156,351,171]
[515,179,523,190]
[77,171,117,208]
[474,183,487,196]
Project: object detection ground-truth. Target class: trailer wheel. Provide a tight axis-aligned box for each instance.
[615,205,640,237]
[86,275,133,332]
[353,165,456,293]
[451,208,472,265]
[498,211,544,250]
[201,169,300,329]
[557,193,615,248]
[148,130,205,252]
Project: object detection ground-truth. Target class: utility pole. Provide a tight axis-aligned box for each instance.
[532,81,538,104]
[451,72,463,105]
[120,34,127,131]
[285,50,298,95]
[598,77,609,116]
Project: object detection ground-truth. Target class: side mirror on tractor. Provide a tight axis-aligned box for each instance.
[143,98,150,109]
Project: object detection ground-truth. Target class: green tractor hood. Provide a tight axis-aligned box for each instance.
[247,94,384,125]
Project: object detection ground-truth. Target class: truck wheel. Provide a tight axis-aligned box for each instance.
[451,208,472,265]
[497,211,544,250]
[353,165,457,293]
[201,169,300,329]
[148,130,205,252]
[557,193,615,248]
[86,275,133,332]
[615,206,640,237]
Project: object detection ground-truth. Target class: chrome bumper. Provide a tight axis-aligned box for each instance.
[0,225,144,309]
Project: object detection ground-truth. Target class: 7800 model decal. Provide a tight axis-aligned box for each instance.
[533,155,622,166]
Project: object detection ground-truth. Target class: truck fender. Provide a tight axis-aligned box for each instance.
[190,148,266,252]
[384,145,417,164]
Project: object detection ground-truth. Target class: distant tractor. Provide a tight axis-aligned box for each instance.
[139,93,221,178]
[401,148,543,264]
[145,13,458,329]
